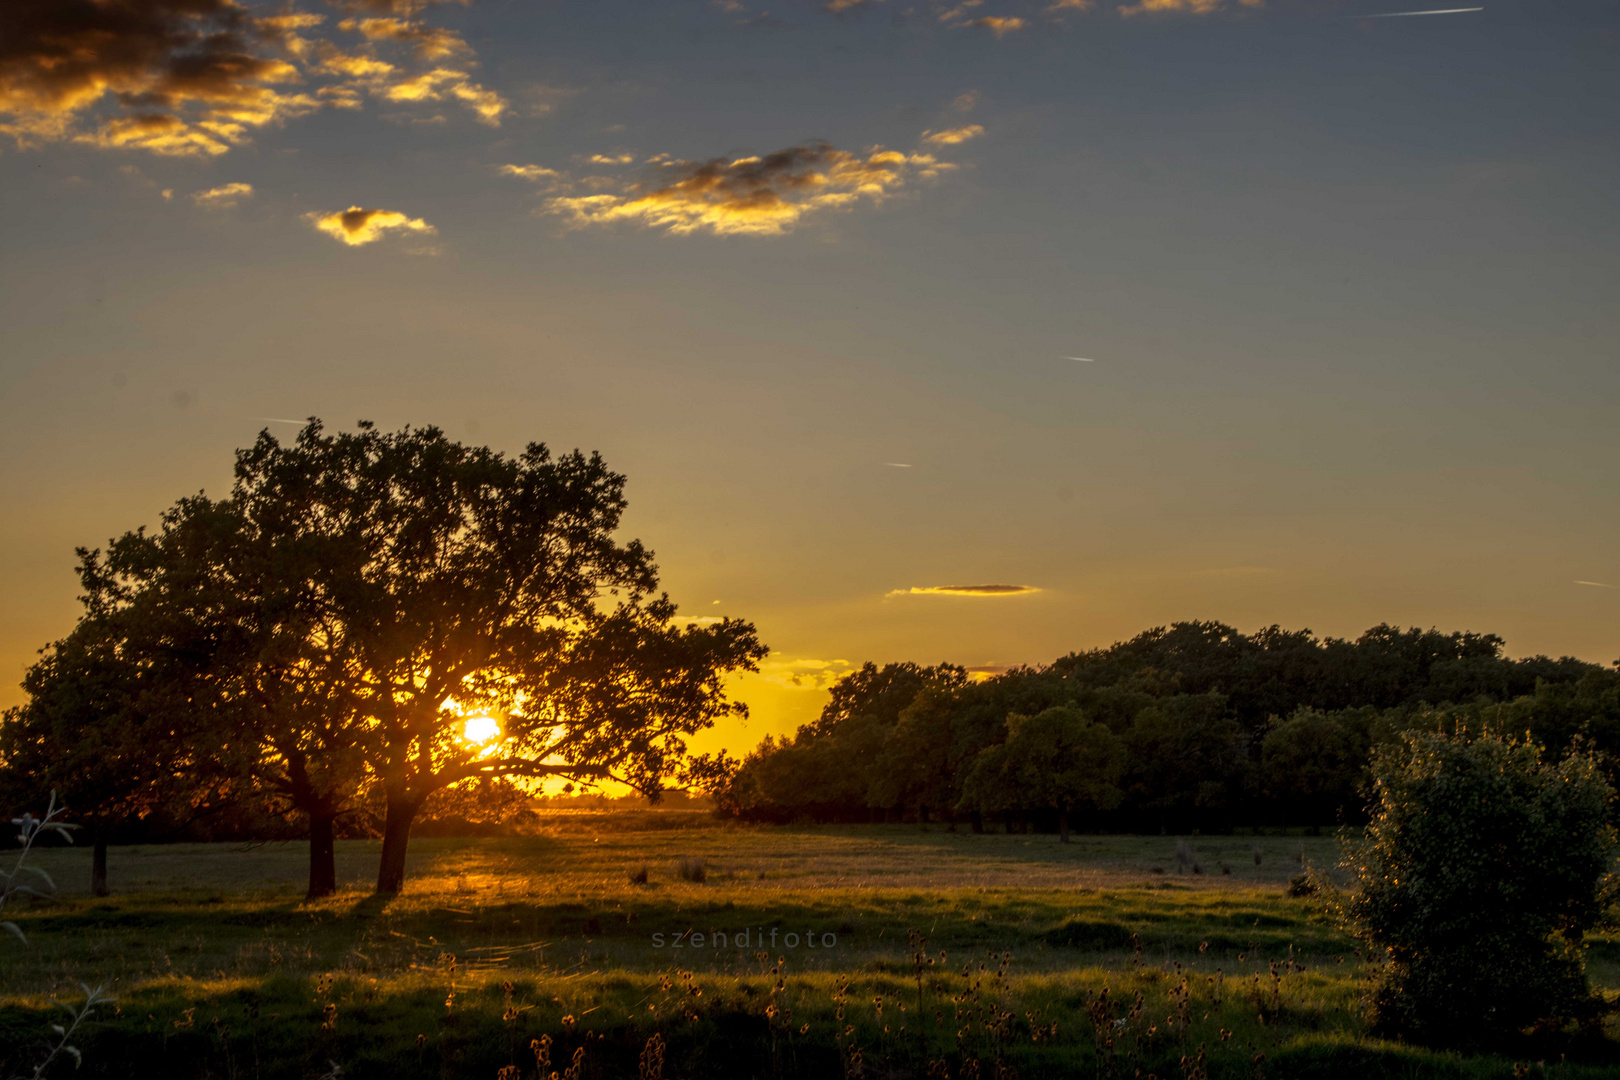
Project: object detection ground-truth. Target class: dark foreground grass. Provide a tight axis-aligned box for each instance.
[3,823,1617,1078]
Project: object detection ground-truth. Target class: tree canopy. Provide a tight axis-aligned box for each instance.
[3,420,767,894]
[721,622,1617,832]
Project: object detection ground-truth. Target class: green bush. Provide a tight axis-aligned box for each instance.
[1338,727,1618,1046]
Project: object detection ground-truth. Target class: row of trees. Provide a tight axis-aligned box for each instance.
[0,420,765,896]
[718,623,1620,832]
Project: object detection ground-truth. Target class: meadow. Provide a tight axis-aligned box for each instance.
[3,816,1616,1079]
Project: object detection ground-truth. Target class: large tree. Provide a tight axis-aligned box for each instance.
[83,420,766,894]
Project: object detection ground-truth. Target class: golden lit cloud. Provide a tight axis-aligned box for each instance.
[190,181,254,208]
[0,0,328,156]
[307,206,437,246]
[922,124,984,145]
[1118,0,1263,14]
[541,141,954,237]
[755,657,858,689]
[0,0,503,155]
[500,163,564,184]
[381,67,505,124]
[338,17,467,60]
[886,584,1042,597]
[965,15,1027,34]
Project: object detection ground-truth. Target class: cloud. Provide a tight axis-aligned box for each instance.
[824,0,883,11]
[1574,580,1615,589]
[541,141,954,237]
[1118,0,1263,15]
[1048,0,1093,9]
[307,206,436,246]
[886,584,1041,597]
[500,163,564,186]
[0,0,503,155]
[952,90,981,112]
[378,67,505,124]
[922,124,984,145]
[0,0,325,156]
[964,15,1027,34]
[755,657,858,689]
[337,17,467,60]
[191,181,253,208]
[326,0,474,13]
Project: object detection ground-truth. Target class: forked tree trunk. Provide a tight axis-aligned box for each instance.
[308,812,337,899]
[91,827,109,897]
[1059,808,1071,844]
[376,793,421,894]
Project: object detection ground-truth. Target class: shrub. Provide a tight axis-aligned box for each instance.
[1336,728,1617,1046]
[676,857,706,883]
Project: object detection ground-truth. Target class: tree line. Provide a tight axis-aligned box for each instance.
[0,420,765,897]
[715,621,1620,834]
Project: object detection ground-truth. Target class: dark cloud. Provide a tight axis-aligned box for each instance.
[540,141,952,236]
[0,0,502,155]
[0,0,317,154]
[888,584,1041,596]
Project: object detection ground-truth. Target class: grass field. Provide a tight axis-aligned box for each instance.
[3,816,1617,1079]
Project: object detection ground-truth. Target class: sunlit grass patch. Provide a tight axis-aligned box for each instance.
[2,825,1617,1078]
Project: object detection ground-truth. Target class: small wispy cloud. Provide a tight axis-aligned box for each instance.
[884,462,913,468]
[887,584,1041,597]
[307,206,436,246]
[922,124,984,145]
[1574,580,1615,589]
[191,182,254,208]
[1117,0,1261,16]
[501,164,562,179]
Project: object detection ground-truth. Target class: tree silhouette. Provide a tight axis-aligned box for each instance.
[33,420,766,895]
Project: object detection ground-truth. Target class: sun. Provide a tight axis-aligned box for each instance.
[463,716,501,744]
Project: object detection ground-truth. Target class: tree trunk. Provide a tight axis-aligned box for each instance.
[1059,808,1071,844]
[918,804,930,827]
[971,811,983,834]
[91,828,109,897]
[376,793,420,894]
[1005,811,1015,835]
[308,812,337,899]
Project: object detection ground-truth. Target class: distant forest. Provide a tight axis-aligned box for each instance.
[717,622,1620,834]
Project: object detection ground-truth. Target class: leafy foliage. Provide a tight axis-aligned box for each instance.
[723,623,1619,832]
[1336,728,1619,1046]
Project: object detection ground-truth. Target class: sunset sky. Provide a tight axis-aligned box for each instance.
[2,0,1617,753]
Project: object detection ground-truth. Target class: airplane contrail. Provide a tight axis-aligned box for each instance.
[884,463,913,468]
[1358,7,1483,16]
[1574,580,1615,589]
[1063,356,1095,362]
[252,416,308,425]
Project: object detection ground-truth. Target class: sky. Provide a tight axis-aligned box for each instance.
[2,0,1618,753]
